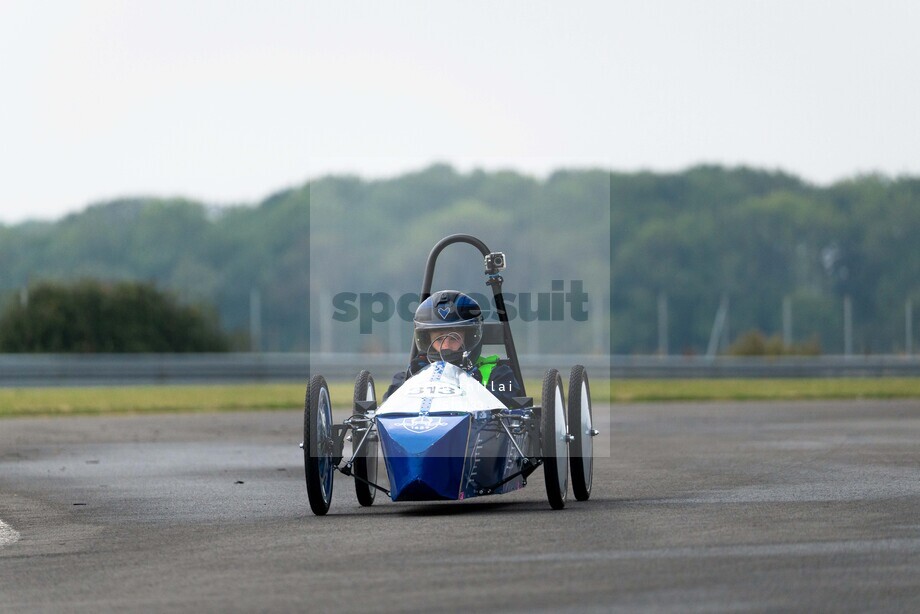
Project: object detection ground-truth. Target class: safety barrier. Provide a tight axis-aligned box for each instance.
[3,353,920,386]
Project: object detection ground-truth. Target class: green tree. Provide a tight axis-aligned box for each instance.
[0,280,229,352]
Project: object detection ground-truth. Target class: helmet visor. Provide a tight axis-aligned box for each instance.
[413,319,483,356]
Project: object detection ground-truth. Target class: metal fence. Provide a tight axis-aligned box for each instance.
[2,353,920,387]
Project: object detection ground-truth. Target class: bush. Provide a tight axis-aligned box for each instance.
[728,330,768,355]
[0,280,229,352]
[727,329,821,356]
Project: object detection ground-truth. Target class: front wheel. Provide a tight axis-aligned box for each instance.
[568,365,594,501]
[352,370,378,507]
[304,375,334,516]
[541,369,568,510]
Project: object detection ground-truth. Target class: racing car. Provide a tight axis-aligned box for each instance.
[302,234,597,515]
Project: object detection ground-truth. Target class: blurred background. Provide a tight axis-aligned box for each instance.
[2,1,919,364]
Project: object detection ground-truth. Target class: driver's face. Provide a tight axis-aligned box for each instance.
[430,330,463,352]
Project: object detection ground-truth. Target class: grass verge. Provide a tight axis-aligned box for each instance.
[2,378,919,419]
[601,378,920,402]
[0,384,316,419]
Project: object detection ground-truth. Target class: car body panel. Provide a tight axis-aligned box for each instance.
[376,362,528,501]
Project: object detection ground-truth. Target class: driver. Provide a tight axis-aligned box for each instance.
[384,290,523,406]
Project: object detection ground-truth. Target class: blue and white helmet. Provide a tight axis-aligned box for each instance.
[413,290,484,365]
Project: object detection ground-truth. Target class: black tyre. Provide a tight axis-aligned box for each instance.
[352,370,378,507]
[568,365,594,501]
[541,369,568,510]
[304,375,334,516]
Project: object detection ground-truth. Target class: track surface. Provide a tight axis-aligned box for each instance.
[2,400,919,612]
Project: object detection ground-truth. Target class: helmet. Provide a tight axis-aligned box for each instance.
[413,290,484,366]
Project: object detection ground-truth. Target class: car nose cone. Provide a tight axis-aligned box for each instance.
[377,413,472,501]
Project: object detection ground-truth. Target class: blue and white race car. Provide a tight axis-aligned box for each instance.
[302,234,597,515]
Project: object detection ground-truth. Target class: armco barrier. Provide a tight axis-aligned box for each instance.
[2,353,920,387]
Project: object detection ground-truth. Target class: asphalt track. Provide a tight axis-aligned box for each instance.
[1,400,919,612]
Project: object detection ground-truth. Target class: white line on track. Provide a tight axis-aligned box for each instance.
[0,519,20,548]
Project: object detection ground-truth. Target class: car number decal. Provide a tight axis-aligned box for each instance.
[405,384,463,398]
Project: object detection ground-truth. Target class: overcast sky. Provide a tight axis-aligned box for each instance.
[2,0,918,224]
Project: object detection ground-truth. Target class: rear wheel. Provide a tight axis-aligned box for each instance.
[352,370,378,506]
[304,375,334,516]
[568,365,594,501]
[541,369,568,510]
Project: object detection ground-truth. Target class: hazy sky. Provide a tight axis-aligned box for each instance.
[2,0,918,224]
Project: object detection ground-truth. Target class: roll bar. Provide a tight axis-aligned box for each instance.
[410,234,525,391]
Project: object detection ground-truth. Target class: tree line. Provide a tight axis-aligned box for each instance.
[0,280,228,352]
[1,164,918,354]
